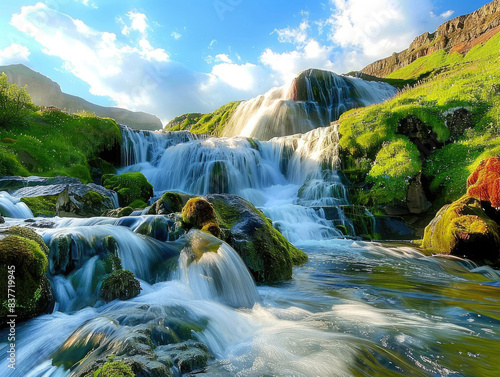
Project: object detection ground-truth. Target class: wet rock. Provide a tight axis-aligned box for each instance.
[0,234,53,324]
[204,194,307,282]
[56,187,115,217]
[182,197,221,237]
[406,173,431,214]
[397,115,444,159]
[0,215,4,224]
[148,192,185,215]
[100,269,142,302]
[156,341,210,374]
[102,172,153,207]
[423,195,500,264]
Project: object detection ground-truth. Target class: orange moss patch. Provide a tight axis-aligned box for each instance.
[467,157,500,208]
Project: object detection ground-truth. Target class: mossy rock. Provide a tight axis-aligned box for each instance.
[92,357,135,377]
[21,195,58,217]
[2,226,49,255]
[148,192,184,215]
[205,194,308,282]
[102,173,153,207]
[0,235,52,323]
[423,195,500,264]
[181,198,221,237]
[100,270,141,302]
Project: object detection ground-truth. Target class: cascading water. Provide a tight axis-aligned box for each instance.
[0,191,33,218]
[121,123,352,243]
[3,70,500,377]
[222,68,397,140]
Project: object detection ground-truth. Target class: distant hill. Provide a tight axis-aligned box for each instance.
[0,64,163,131]
[361,0,500,78]
[165,101,242,136]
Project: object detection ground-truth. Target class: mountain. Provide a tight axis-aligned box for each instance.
[361,0,500,78]
[0,64,163,131]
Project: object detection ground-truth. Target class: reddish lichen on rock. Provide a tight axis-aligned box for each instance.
[467,157,500,208]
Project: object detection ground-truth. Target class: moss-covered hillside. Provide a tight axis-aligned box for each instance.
[340,30,500,212]
[0,107,121,183]
[165,101,242,136]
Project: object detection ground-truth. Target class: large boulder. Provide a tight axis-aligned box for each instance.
[0,232,53,324]
[148,192,186,215]
[181,197,221,238]
[103,172,153,207]
[4,176,118,217]
[55,187,115,217]
[422,195,500,264]
[100,270,141,302]
[204,194,308,282]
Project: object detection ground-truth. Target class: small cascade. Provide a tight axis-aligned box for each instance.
[222,69,397,140]
[176,230,260,308]
[120,126,204,166]
[0,191,33,218]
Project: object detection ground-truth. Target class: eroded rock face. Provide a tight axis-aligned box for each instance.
[397,115,444,159]
[361,0,500,77]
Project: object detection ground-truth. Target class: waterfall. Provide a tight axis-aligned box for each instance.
[176,230,260,308]
[0,191,33,218]
[222,69,397,140]
[120,123,355,243]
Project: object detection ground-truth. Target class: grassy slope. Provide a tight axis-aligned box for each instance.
[165,101,242,136]
[0,109,121,183]
[340,31,500,208]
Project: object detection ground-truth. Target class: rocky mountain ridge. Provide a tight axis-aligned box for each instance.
[361,0,500,78]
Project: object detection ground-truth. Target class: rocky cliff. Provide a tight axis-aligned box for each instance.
[361,0,500,78]
[0,64,163,131]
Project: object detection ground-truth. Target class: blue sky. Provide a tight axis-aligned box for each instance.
[0,0,489,123]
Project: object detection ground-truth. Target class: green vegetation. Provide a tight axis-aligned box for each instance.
[20,195,58,217]
[100,270,141,302]
[340,31,500,209]
[0,72,36,127]
[0,235,52,322]
[166,101,242,136]
[93,357,135,377]
[102,172,153,207]
[0,88,122,182]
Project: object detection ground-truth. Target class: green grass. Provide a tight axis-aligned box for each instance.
[0,109,121,182]
[340,31,500,208]
[166,101,242,136]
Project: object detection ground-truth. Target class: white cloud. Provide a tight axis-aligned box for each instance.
[0,44,31,65]
[9,3,269,123]
[76,0,97,7]
[215,54,233,64]
[171,31,182,40]
[274,20,309,45]
[122,11,148,36]
[327,0,455,67]
[260,40,336,83]
[440,10,455,19]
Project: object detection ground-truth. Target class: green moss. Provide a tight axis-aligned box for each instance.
[103,172,153,207]
[0,235,51,321]
[118,207,134,217]
[182,198,219,228]
[128,199,147,209]
[209,198,242,229]
[93,358,135,377]
[335,224,348,235]
[339,32,500,209]
[4,226,49,255]
[82,191,105,206]
[422,195,500,264]
[100,270,141,302]
[160,192,183,213]
[366,138,422,205]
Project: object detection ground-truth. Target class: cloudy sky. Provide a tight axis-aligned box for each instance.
[0,0,487,124]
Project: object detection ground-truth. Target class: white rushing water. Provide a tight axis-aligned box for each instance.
[0,191,33,218]
[222,69,397,140]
